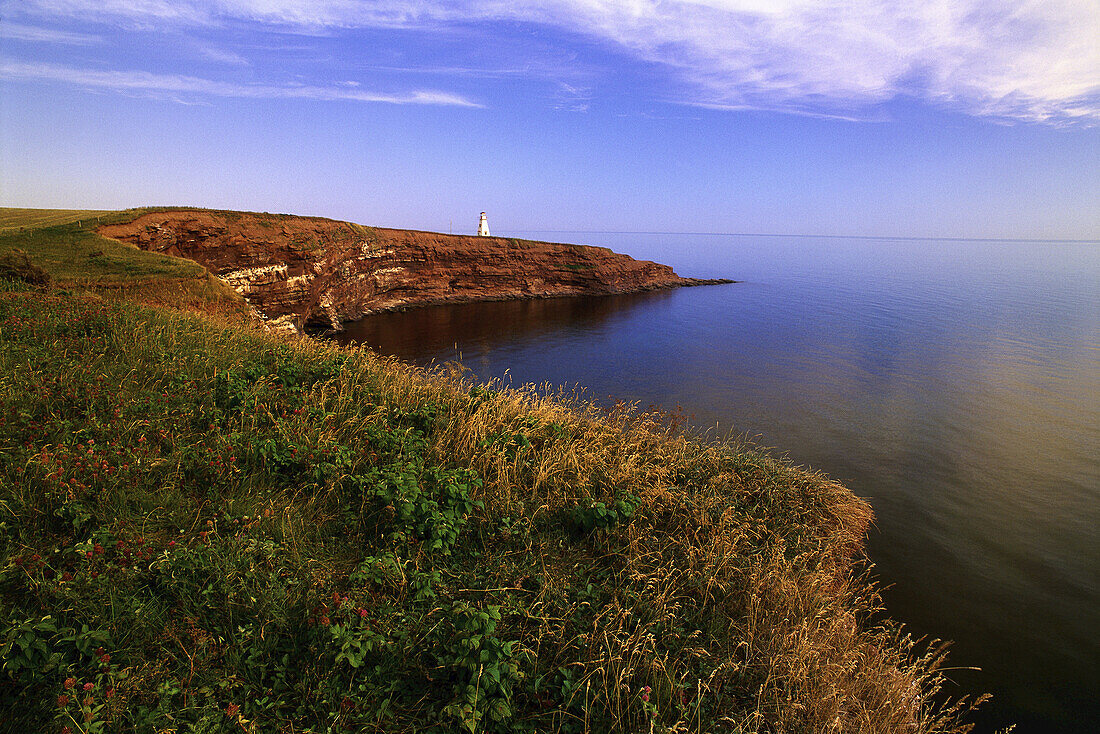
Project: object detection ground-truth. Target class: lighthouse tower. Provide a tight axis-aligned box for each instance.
[477,211,490,237]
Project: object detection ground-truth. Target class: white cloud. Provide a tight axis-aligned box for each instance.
[0,59,482,106]
[0,21,101,45]
[6,0,1098,122]
[511,0,1100,123]
[5,1,208,23]
[196,45,250,65]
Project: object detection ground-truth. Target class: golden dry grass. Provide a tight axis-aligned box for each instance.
[275,339,986,732]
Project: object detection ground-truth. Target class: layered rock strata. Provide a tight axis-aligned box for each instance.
[100,210,730,333]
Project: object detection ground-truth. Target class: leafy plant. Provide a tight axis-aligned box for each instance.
[570,493,639,534]
[438,602,525,733]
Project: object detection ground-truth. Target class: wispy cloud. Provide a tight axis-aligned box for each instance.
[0,59,482,106]
[5,0,209,26]
[195,45,250,66]
[0,21,101,45]
[7,0,1099,122]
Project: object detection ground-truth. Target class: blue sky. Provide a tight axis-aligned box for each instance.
[1,1,1098,239]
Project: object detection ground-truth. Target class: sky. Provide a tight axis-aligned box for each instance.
[1,1,1098,240]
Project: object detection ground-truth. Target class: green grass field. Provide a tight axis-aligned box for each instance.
[0,208,115,232]
[0,208,202,284]
[0,208,246,314]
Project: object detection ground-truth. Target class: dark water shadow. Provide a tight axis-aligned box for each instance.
[333,290,677,364]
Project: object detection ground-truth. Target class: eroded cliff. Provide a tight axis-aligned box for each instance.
[99,210,729,333]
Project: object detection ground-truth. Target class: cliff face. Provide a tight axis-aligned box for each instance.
[99,210,723,333]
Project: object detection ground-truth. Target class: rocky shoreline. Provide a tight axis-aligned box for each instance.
[99,210,733,334]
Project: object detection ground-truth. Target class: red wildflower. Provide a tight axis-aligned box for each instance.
[61,727,71,734]
[358,608,368,618]
[82,682,93,692]
[57,694,70,707]
[64,677,76,689]
[226,703,240,717]
[61,572,73,582]
[105,687,115,699]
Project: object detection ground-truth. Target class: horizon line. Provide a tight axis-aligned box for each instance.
[511,229,1100,244]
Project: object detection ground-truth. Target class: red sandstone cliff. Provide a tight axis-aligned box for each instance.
[99,210,729,333]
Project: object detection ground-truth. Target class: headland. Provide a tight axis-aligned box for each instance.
[97,208,733,334]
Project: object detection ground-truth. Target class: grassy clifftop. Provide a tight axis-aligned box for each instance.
[0,208,246,317]
[0,210,980,732]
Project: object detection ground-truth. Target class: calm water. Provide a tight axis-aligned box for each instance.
[336,233,1100,732]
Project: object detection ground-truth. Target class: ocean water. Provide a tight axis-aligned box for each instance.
[336,233,1100,732]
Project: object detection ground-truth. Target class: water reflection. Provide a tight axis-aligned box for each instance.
[336,290,676,371]
[336,235,1100,732]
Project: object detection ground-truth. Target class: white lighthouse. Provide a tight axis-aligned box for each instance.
[477,211,490,236]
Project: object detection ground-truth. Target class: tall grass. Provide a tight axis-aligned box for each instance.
[0,279,984,733]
